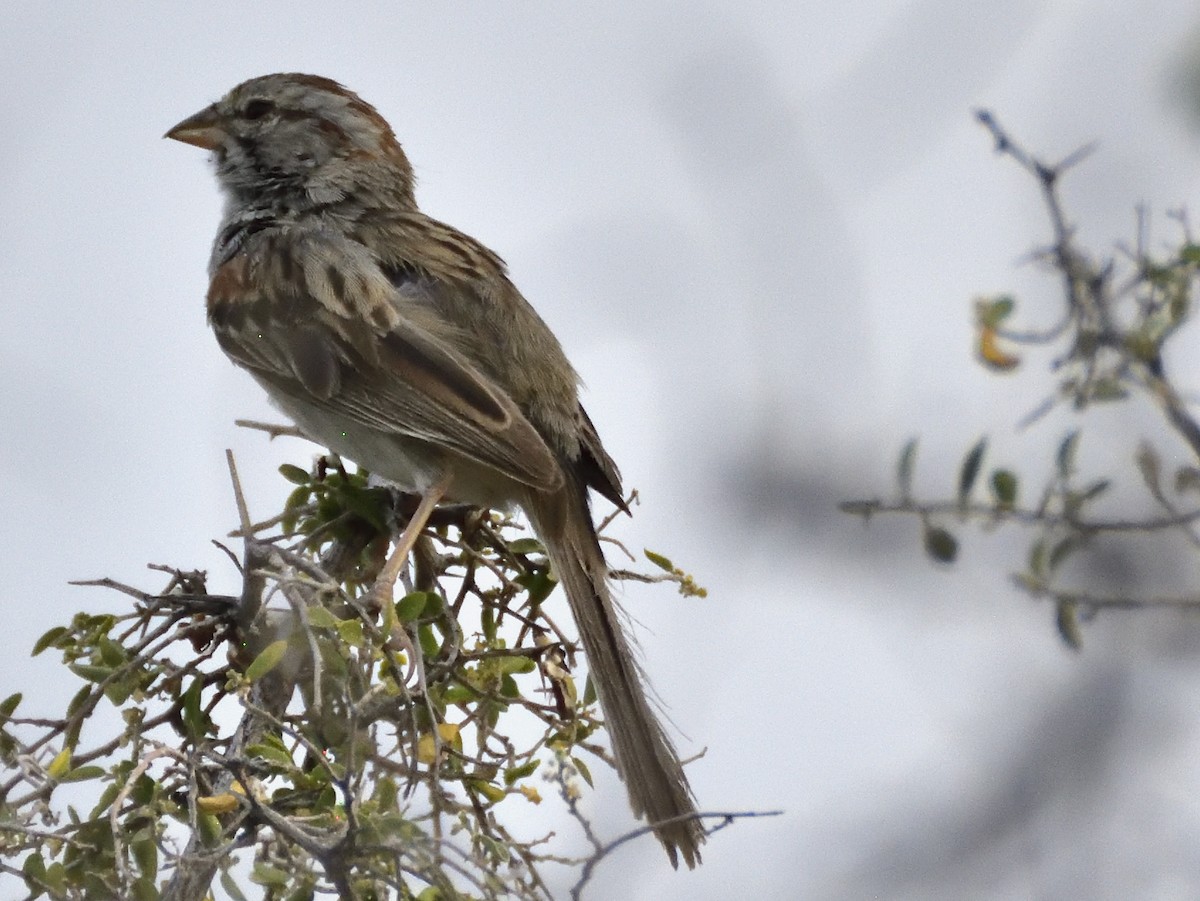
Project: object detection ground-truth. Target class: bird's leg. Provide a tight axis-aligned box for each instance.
[372,472,452,606]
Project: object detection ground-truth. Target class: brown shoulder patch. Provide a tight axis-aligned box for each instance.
[207,257,252,325]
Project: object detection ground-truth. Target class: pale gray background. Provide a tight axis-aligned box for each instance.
[5,3,1200,899]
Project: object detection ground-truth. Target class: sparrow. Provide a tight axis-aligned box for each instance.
[165,73,703,867]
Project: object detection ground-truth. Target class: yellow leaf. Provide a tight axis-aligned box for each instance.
[417,722,462,764]
[46,747,72,780]
[416,733,437,764]
[196,792,240,815]
[977,325,1019,371]
[518,785,542,804]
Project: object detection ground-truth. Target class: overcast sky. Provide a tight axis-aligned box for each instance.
[6,3,1200,898]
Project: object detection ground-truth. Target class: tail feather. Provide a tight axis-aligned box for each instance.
[526,483,704,869]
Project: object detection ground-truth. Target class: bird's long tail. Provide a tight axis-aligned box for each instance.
[527,481,703,869]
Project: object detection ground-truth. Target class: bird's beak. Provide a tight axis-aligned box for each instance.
[164,104,225,150]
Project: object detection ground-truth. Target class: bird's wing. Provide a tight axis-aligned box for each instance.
[206,228,561,492]
[577,404,627,512]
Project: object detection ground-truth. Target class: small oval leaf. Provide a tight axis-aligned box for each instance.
[923,525,959,563]
[1056,600,1082,650]
[278,464,310,485]
[395,592,430,622]
[958,438,988,505]
[46,747,72,780]
[32,626,69,657]
[304,606,339,630]
[507,538,545,555]
[60,765,106,783]
[244,640,289,682]
[978,325,1020,371]
[644,550,675,572]
[1056,431,1080,480]
[196,792,241,815]
[990,469,1018,508]
[0,692,22,721]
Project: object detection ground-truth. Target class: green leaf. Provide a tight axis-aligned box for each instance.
[395,592,430,622]
[61,765,106,783]
[443,684,474,705]
[503,759,541,785]
[958,437,987,506]
[923,525,958,563]
[250,863,291,887]
[896,437,919,501]
[989,469,1018,508]
[1056,430,1080,480]
[181,675,210,740]
[68,663,114,683]
[285,885,316,901]
[1028,539,1047,581]
[1136,441,1163,499]
[469,779,506,804]
[103,675,135,707]
[0,692,21,721]
[516,569,557,606]
[481,603,497,643]
[372,776,400,810]
[48,862,76,895]
[582,674,598,707]
[1089,379,1127,402]
[1048,535,1082,572]
[500,674,520,699]
[336,619,365,646]
[198,812,223,846]
[220,870,250,901]
[281,485,312,535]
[304,606,339,629]
[97,634,127,667]
[32,626,68,657]
[418,624,440,660]
[131,834,158,878]
[1055,600,1082,650]
[131,876,159,901]
[644,550,675,572]
[337,485,390,531]
[245,640,290,682]
[247,742,297,770]
[65,685,91,748]
[495,655,537,676]
[507,538,545,555]
[22,851,47,894]
[571,756,594,788]
[91,782,121,819]
[131,773,156,806]
[279,463,310,485]
[978,295,1015,328]
[1175,466,1200,494]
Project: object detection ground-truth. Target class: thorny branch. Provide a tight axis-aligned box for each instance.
[845,111,1200,648]
[2,449,721,899]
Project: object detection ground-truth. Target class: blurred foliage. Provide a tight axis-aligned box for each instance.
[844,111,1200,649]
[0,456,703,900]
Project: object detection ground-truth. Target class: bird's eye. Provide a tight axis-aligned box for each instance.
[242,99,275,120]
